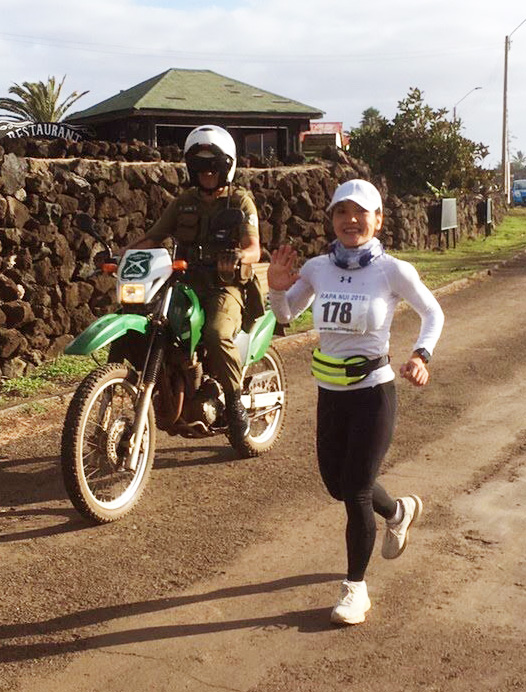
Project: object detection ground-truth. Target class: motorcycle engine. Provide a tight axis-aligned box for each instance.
[183,376,225,428]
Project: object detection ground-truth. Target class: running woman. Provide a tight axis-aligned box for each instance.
[268,179,444,625]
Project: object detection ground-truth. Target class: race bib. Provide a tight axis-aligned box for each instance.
[312,291,370,334]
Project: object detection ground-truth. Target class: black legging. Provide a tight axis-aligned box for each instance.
[316,381,397,581]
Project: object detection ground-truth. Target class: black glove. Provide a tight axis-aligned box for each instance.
[93,249,111,269]
[93,250,120,271]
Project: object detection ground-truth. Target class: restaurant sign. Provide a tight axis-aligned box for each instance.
[0,120,85,141]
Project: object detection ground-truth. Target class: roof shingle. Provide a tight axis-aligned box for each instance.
[70,68,323,119]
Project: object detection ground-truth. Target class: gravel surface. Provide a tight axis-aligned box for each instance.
[1,256,526,691]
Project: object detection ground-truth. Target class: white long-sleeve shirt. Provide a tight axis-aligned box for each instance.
[269,252,444,391]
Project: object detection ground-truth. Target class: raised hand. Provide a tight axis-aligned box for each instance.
[268,245,300,291]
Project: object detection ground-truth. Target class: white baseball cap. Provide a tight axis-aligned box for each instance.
[327,179,383,212]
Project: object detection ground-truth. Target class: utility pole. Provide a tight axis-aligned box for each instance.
[502,19,526,203]
[502,35,509,200]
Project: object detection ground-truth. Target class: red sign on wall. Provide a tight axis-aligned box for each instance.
[300,122,349,148]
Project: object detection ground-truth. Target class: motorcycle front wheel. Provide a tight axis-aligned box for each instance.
[61,363,156,524]
[231,345,287,458]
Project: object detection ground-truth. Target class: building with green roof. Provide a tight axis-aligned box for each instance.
[68,68,324,160]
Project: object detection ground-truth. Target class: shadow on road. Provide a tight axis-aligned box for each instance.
[0,573,340,663]
[0,440,238,514]
[0,453,66,508]
[154,443,238,469]
[0,441,258,546]
[0,506,87,543]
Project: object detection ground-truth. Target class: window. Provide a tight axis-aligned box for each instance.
[244,131,277,159]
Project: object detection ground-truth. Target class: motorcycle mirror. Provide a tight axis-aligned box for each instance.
[76,213,112,255]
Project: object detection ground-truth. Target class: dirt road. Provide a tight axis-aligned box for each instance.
[1,254,526,691]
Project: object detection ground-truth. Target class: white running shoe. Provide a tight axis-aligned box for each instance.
[382,495,423,560]
[330,580,371,625]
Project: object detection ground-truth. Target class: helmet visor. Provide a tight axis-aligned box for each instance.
[186,154,224,173]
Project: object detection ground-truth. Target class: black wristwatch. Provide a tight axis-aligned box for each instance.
[413,348,431,364]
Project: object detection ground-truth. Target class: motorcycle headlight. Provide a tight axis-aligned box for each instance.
[120,284,146,304]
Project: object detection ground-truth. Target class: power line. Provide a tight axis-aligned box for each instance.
[0,31,503,64]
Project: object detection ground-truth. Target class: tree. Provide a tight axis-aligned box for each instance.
[359,107,385,131]
[348,88,490,196]
[511,150,526,179]
[0,75,88,123]
[512,150,525,166]
[347,109,390,175]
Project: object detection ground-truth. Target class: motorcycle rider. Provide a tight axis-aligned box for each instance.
[124,125,262,445]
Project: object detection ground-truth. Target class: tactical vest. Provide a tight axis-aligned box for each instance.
[175,188,248,260]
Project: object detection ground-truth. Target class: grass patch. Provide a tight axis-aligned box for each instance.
[19,401,49,415]
[391,207,526,289]
[287,308,314,335]
[0,349,108,405]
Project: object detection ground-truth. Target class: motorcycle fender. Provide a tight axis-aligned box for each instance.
[236,310,277,366]
[64,313,149,356]
[168,284,205,356]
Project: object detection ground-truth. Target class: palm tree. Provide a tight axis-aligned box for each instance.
[359,107,384,131]
[0,75,88,123]
[512,150,526,167]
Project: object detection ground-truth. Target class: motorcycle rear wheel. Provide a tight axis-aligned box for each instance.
[231,345,287,458]
[61,363,156,524]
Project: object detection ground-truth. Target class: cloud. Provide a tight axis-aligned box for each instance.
[1,0,525,166]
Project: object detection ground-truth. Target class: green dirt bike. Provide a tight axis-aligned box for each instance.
[61,212,287,524]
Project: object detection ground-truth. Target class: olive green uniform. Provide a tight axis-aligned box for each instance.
[145,186,260,396]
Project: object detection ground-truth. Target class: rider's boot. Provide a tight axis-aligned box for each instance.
[225,390,250,443]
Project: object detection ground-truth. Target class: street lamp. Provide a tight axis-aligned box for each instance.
[502,18,526,202]
[453,86,482,121]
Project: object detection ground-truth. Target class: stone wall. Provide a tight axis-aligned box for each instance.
[1,134,183,164]
[0,146,505,377]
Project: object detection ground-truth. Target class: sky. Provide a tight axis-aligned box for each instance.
[1,0,525,169]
